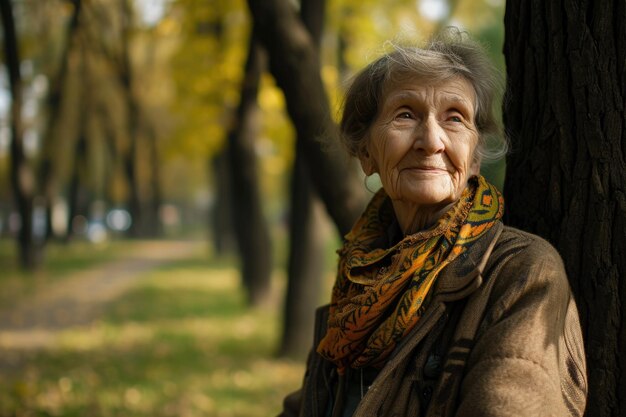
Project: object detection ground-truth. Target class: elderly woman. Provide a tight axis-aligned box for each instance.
[280,29,587,417]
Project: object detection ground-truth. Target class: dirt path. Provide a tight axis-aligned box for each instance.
[0,240,204,352]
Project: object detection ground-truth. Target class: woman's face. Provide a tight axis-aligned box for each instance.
[359,75,481,209]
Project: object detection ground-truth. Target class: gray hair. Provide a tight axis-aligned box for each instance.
[340,28,508,163]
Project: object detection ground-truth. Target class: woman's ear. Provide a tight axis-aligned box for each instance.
[469,150,481,177]
[358,147,377,176]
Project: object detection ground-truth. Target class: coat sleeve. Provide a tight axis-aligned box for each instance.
[454,235,587,417]
[277,388,303,417]
[277,305,333,417]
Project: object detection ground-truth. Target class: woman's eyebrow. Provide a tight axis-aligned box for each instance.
[383,91,426,107]
[439,93,473,111]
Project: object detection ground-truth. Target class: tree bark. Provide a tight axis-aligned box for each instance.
[119,0,143,237]
[503,1,626,416]
[96,101,122,210]
[66,126,89,241]
[280,142,327,357]
[246,0,365,238]
[144,119,163,237]
[279,0,328,358]
[210,152,235,255]
[226,36,272,306]
[66,30,92,241]
[38,0,82,241]
[1,0,40,269]
[140,30,163,238]
[83,0,144,235]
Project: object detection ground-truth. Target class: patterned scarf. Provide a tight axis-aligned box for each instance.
[316,175,504,374]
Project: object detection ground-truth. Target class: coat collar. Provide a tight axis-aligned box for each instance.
[433,221,504,302]
[351,222,504,417]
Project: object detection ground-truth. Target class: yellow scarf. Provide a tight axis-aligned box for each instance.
[317,175,504,374]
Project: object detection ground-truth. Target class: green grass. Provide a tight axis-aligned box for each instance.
[0,238,190,311]
[0,238,134,274]
[0,251,305,417]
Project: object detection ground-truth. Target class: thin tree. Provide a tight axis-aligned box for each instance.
[65,30,92,241]
[211,152,235,254]
[138,26,164,238]
[209,10,234,257]
[95,99,124,213]
[279,0,328,357]
[503,1,625,416]
[117,0,143,236]
[1,0,39,269]
[226,35,273,306]
[38,0,83,241]
[85,0,146,236]
[143,115,163,237]
[246,0,365,238]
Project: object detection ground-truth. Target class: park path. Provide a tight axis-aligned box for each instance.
[0,240,204,352]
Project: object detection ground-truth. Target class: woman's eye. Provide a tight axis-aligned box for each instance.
[396,112,413,119]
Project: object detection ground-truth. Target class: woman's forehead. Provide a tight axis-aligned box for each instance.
[381,75,476,107]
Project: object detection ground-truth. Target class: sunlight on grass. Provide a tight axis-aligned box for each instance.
[0,257,305,417]
[0,238,148,310]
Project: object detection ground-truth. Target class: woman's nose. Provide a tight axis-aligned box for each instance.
[413,115,445,154]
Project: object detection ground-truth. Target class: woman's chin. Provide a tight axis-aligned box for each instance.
[400,182,457,206]
[397,193,454,209]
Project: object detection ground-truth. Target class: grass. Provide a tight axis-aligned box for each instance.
[0,248,306,417]
[0,238,141,309]
[0,238,135,274]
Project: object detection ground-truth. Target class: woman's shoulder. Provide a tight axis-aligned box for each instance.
[481,225,573,308]
[477,225,575,342]
[483,225,571,297]
[494,225,565,266]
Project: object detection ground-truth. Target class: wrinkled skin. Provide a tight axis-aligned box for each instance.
[359,75,481,234]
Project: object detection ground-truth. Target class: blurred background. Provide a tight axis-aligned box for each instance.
[0,0,505,416]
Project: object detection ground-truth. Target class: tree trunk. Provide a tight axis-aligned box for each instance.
[211,152,235,255]
[279,0,328,358]
[66,31,92,241]
[246,0,365,237]
[66,129,88,241]
[38,0,82,241]
[503,1,626,416]
[121,70,143,238]
[280,143,327,357]
[226,36,272,306]
[84,0,143,234]
[144,120,163,237]
[140,30,163,238]
[1,0,40,269]
[119,0,143,237]
[97,101,122,210]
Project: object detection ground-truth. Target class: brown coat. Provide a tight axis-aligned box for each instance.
[279,223,587,417]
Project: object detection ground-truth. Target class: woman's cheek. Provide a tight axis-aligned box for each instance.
[384,169,402,199]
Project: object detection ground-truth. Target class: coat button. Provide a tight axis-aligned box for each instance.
[424,354,442,379]
[422,386,433,402]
